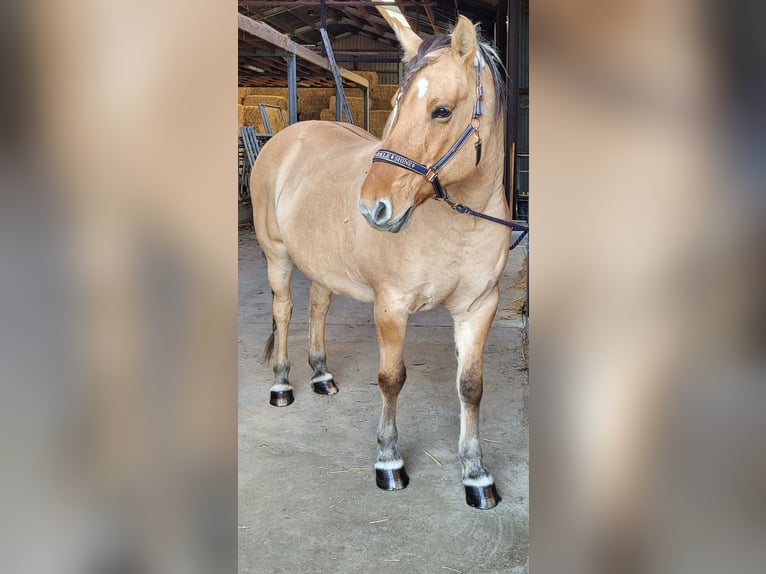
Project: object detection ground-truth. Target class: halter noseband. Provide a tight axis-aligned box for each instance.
[372,56,484,201]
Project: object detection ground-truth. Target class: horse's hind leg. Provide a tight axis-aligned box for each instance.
[308,282,338,395]
[453,288,502,509]
[265,252,295,407]
[372,300,409,490]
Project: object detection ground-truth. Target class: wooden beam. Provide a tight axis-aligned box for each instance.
[355,5,388,38]
[238,14,369,88]
[392,2,419,31]
[422,3,441,34]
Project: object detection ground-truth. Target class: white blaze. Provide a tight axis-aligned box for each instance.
[416,77,429,99]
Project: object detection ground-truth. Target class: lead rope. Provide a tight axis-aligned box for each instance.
[438,187,529,249]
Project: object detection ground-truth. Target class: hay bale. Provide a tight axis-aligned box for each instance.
[319,109,338,122]
[300,109,322,121]
[239,96,289,133]
[368,110,393,138]
[328,95,365,109]
[354,71,379,85]
[261,106,287,133]
[251,87,288,98]
[239,105,267,132]
[319,109,357,124]
[371,84,399,110]
[298,94,332,115]
[238,87,258,101]
[243,95,288,111]
[298,87,336,99]
[326,96,365,121]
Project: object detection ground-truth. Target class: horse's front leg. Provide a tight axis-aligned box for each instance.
[372,300,410,490]
[453,287,501,509]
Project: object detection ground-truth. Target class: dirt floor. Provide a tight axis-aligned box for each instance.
[238,224,528,573]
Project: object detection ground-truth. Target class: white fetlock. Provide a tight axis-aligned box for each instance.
[311,372,334,383]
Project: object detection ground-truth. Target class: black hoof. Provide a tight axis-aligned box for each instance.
[375,466,409,491]
[311,378,338,395]
[269,388,294,407]
[465,482,501,509]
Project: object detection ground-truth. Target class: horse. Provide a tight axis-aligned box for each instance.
[251,15,511,509]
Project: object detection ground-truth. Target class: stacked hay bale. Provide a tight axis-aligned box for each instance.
[238,94,288,134]
[297,88,335,121]
[353,70,379,87]
[238,87,287,104]
[320,96,367,123]
[314,74,397,138]
[237,70,400,139]
[372,84,399,110]
[368,82,397,138]
[369,110,393,137]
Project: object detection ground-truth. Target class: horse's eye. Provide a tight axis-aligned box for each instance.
[431,107,452,120]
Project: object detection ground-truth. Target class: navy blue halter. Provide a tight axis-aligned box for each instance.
[372,57,484,201]
[371,56,529,245]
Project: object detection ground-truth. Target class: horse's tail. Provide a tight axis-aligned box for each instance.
[261,317,276,365]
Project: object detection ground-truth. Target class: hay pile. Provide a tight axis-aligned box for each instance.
[372,84,398,110]
[238,87,288,104]
[236,96,288,133]
[353,70,379,86]
[242,95,288,110]
[238,105,267,132]
[237,77,398,137]
[297,88,335,120]
[328,96,366,118]
[368,110,392,138]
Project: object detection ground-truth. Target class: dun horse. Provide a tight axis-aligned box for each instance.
[251,16,511,509]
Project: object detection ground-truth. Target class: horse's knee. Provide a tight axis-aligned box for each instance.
[378,364,406,394]
[459,364,483,406]
[274,291,292,308]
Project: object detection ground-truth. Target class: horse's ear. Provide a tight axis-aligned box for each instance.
[391,18,422,62]
[451,15,477,63]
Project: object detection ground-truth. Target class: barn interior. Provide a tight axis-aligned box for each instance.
[238,0,528,220]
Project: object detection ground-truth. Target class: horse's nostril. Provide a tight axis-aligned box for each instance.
[372,199,391,224]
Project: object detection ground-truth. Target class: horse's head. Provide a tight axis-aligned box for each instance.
[359,16,487,233]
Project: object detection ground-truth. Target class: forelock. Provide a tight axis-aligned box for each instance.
[398,34,452,97]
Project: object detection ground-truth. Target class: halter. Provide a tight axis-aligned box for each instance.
[371,54,529,246]
[373,56,484,201]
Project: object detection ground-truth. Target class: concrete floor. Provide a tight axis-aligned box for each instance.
[238,224,528,573]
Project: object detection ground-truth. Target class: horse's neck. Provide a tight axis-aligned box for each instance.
[451,132,506,212]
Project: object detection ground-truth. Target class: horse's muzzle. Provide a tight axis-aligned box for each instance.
[358,199,413,233]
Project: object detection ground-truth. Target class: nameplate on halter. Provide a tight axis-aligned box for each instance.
[372,150,428,175]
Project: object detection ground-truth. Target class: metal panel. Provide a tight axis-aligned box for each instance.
[516,12,529,215]
[517,96,529,153]
[519,12,529,90]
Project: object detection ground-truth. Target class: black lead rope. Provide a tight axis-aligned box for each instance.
[439,189,529,250]
[371,55,528,250]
